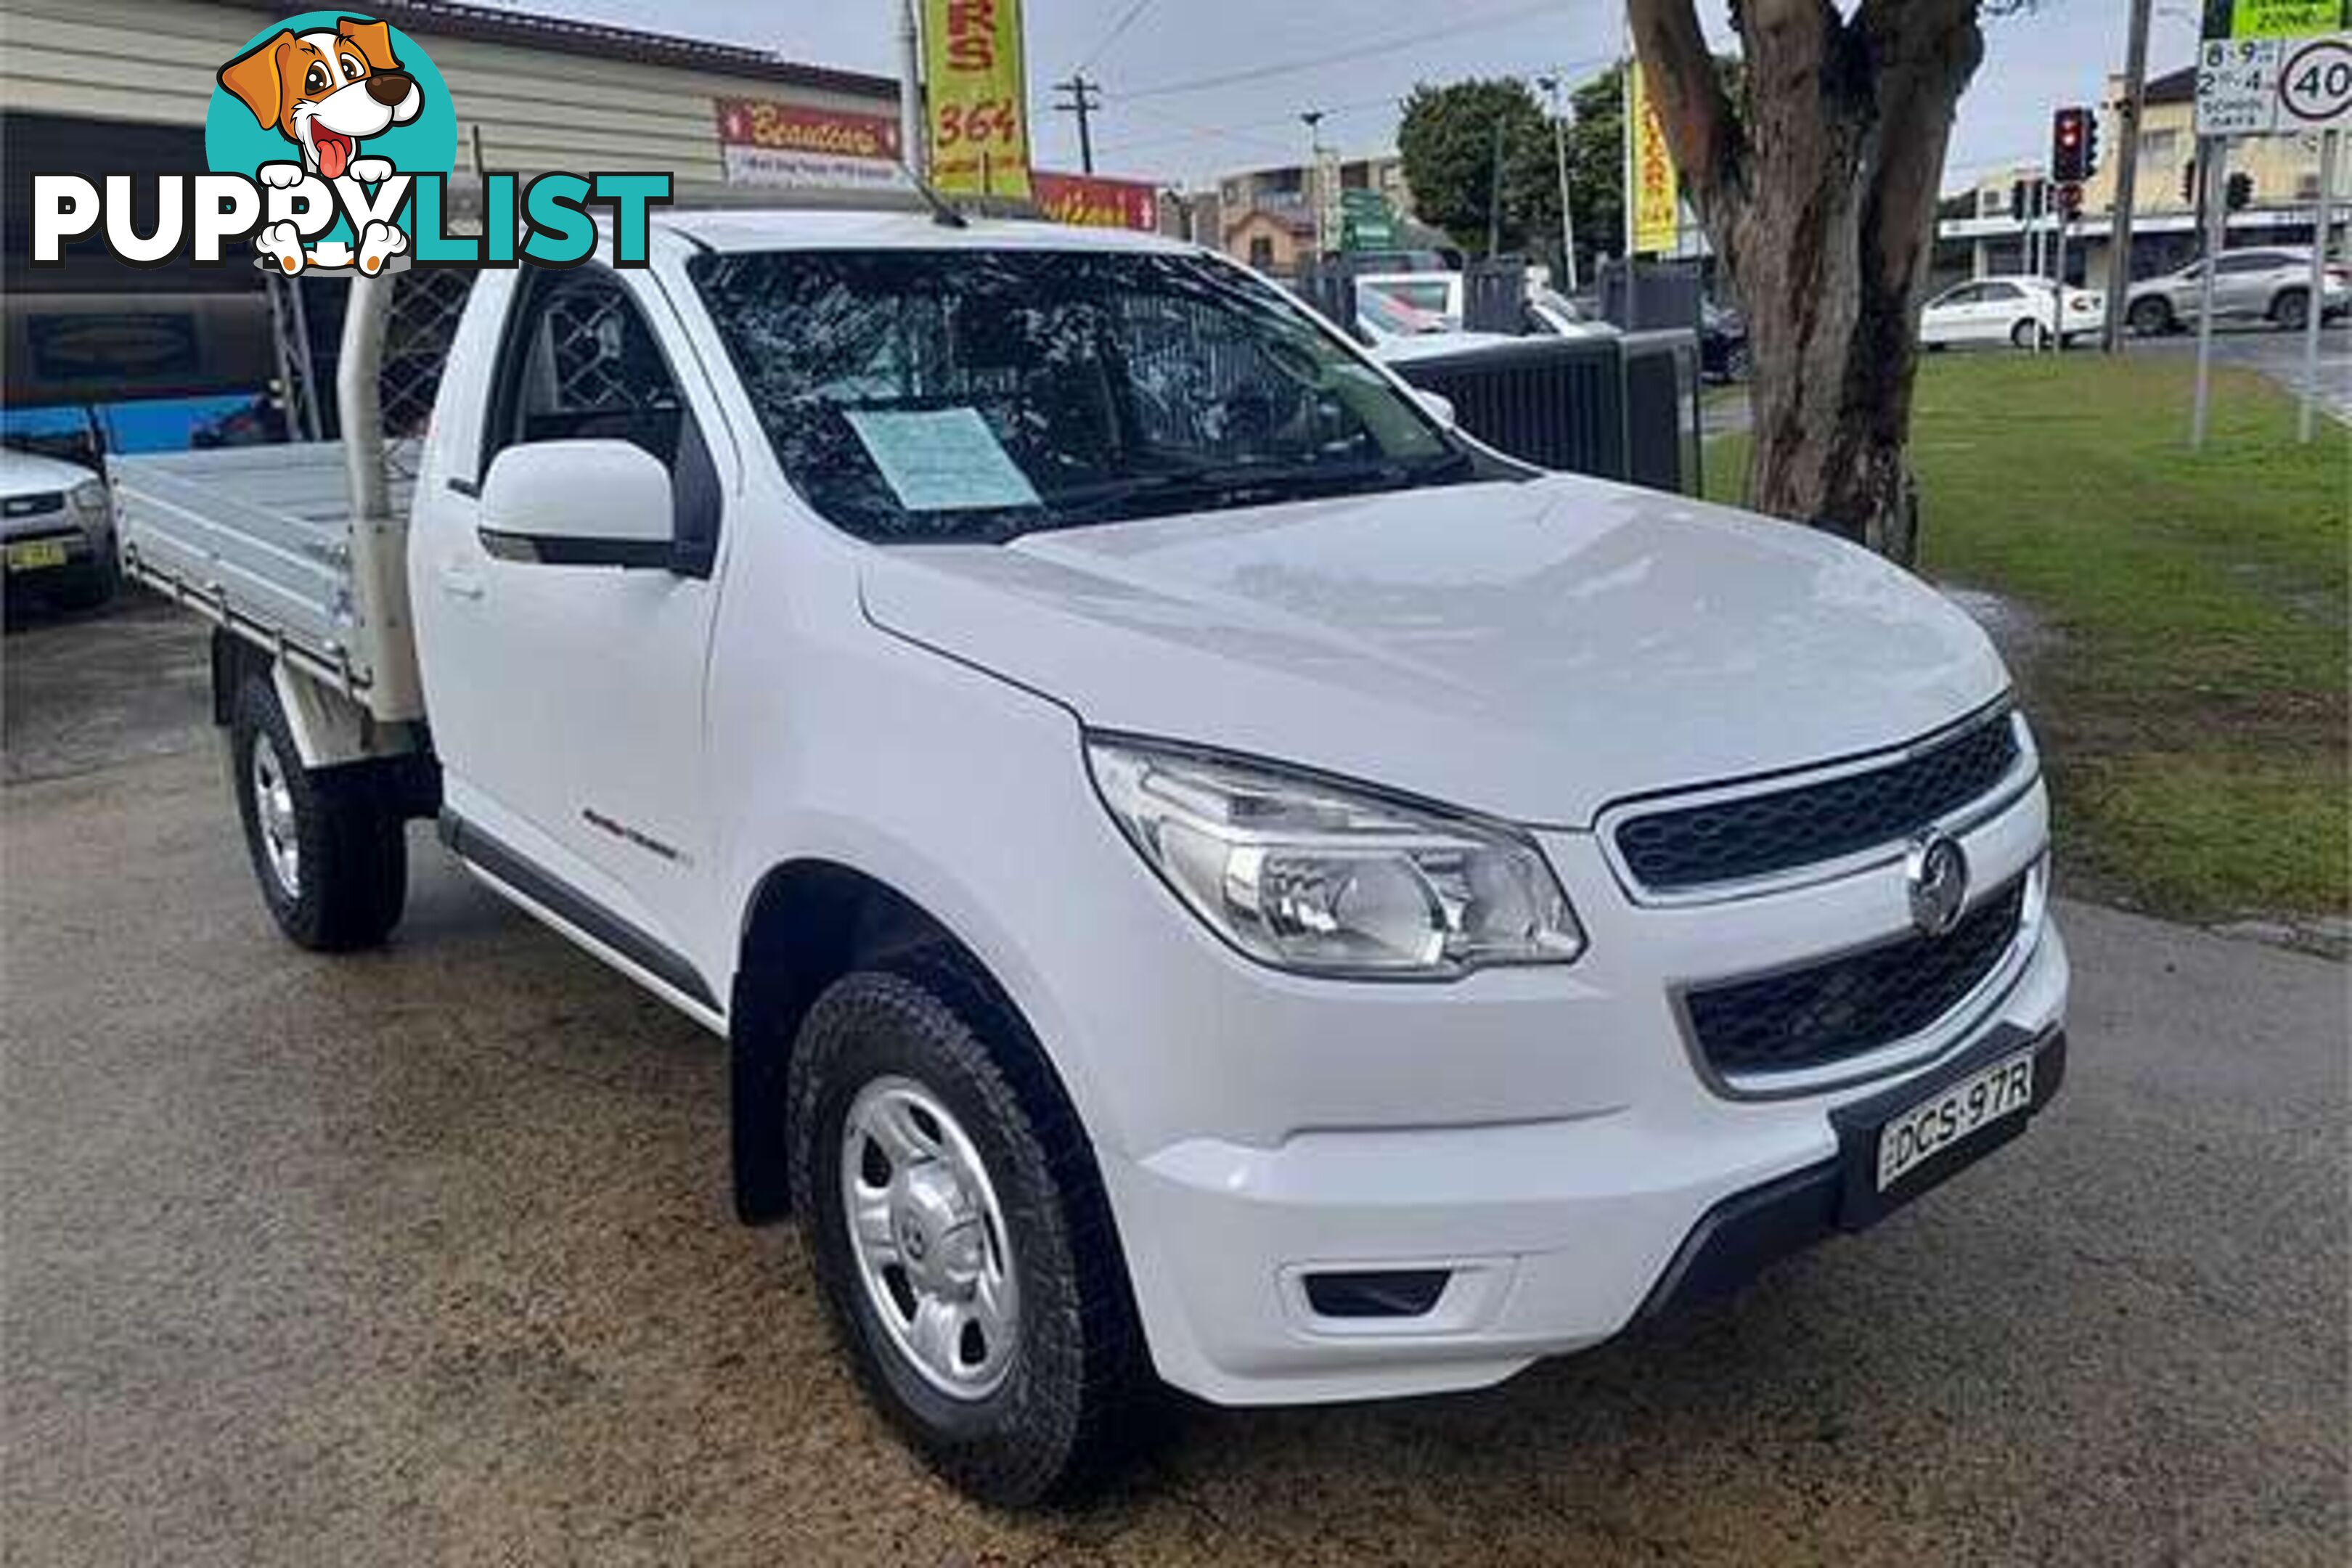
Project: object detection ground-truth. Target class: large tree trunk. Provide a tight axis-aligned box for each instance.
[1628,0,1984,567]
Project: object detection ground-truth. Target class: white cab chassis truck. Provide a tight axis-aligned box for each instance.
[116,210,2070,1504]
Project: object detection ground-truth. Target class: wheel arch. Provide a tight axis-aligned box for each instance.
[727,857,1098,1228]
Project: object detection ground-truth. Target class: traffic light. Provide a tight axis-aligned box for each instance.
[2225,172,2253,212]
[2056,181,2083,221]
[2050,106,2092,184]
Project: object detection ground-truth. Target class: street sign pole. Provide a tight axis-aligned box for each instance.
[2191,136,2228,449]
[2299,128,2340,444]
[897,0,926,179]
[2053,207,2070,353]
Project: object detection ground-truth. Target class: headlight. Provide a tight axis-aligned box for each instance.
[68,479,107,513]
[1086,738,1585,979]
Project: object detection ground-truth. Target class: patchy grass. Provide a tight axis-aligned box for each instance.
[1707,354,2349,926]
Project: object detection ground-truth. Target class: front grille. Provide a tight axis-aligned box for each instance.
[3,492,64,520]
[1685,875,2028,1080]
[1614,711,2020,893]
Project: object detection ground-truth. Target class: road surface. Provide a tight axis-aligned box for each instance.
[4,599,2345,1565]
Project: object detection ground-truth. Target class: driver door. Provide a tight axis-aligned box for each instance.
[412,264,732,1009]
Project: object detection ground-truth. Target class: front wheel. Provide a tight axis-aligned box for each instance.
[788,966,1159,1505]
[54,547,118,611]
[229,673,408,951]
[2128,298,2173,336]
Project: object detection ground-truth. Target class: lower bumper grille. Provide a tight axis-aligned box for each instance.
[1685,875,2029,1082]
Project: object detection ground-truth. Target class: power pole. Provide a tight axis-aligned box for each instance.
[1053,72,1105,173]
[1539,73,1579,291]
[1053,73,1102,173]
[2101,0,2153,353]
[1486,113,1508,256]
[1301,110,1327,257]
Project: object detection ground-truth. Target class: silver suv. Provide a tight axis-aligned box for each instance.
[2126,247,2351,335]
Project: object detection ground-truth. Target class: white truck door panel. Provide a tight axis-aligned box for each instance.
[412,261,731,997]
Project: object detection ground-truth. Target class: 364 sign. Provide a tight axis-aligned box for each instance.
[923,0,1032,200]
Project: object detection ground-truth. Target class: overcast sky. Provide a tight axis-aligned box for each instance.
[523,0,2205,192]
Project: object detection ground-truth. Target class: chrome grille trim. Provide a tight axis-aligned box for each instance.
[1596,701,2037,907]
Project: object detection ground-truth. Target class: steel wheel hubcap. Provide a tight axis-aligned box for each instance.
[839,1076,1019,1400]
[249,733,301,899]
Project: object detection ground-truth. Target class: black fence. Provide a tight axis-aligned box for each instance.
[1387,330,1700,495]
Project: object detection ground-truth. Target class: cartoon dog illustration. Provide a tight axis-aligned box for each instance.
[219,16,420,274]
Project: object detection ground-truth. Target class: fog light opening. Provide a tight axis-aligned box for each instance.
[1301,1269,1452,1320]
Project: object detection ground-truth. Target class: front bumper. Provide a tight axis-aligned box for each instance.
[3,516,112,582]
[1099,903,2070,1408]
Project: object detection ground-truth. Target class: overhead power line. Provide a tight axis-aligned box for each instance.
[1119,0,1576,102]
[1075,0,1163,74]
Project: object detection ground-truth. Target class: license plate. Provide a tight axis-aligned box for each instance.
[5,539,69,571]
[1877,1048,2038,1191]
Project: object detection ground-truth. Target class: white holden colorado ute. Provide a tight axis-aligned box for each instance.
[115,208,2069,1504]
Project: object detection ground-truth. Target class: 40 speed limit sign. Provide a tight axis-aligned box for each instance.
[2278,33,2352,127]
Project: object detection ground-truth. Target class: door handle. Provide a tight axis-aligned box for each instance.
[438,561,486,601]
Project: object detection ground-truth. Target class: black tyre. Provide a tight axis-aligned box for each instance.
[1722,341,1752,383]
[2009,318,2048,351]
[229,673,407,952]
[54,547,118,611]
[787,963,1160,1506]
[2128,297,2173,336]
[2271,288,2310,330]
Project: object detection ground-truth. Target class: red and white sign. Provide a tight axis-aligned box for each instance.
[1032,171,1159,232]
[2279,33,2352,128]
[715,99,910,192]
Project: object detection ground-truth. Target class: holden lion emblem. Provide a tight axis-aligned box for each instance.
[1906,834,1970,939]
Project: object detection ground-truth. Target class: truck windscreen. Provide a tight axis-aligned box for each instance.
[687,248,1480,544]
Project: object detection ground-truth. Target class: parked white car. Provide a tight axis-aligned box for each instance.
[2125,247,2352,335]
[1920,276,2102,350]
[115,211,2069,1505]
[1,446,116,608]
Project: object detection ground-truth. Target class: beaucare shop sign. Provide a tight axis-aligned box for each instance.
[716,99,910,192]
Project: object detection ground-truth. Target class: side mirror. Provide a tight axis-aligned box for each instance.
[478,439,674,569]
[1416,388,1459,429]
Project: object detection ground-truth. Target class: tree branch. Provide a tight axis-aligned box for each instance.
[1626,0,1745,226]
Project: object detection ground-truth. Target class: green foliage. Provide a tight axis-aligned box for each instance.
[1709,354,2351,922]
[1396,78,1560,257]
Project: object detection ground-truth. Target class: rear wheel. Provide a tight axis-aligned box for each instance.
[787,965,1160,1505]
[2128,297,2173,336]
[229,673,407,951]
[2010,318,2049,351]
[2271,288,2310,330]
